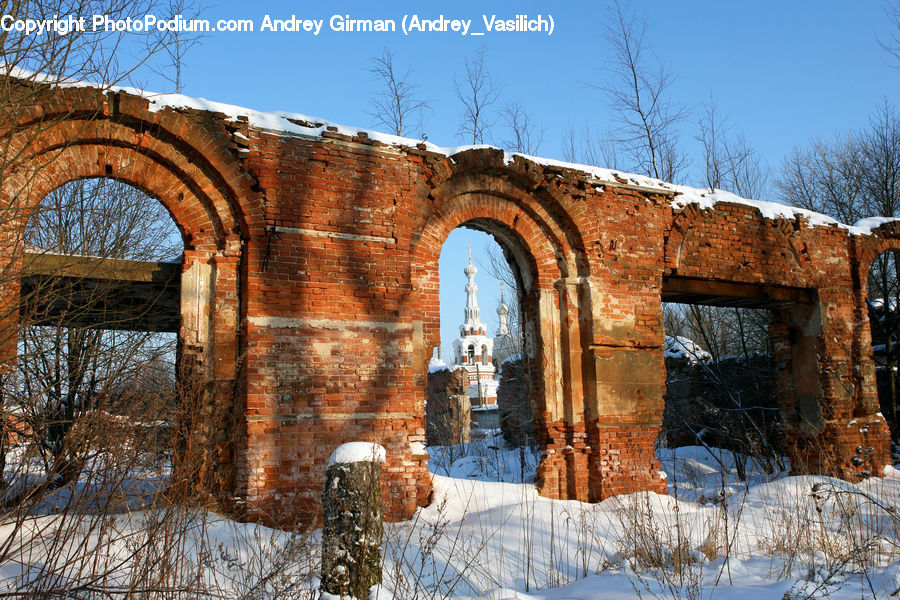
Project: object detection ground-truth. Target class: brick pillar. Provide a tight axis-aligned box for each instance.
[532,281,596,502]
[581,279,667,501]
[172,249,242,506]
[772,295,890,480]
[534,279,591,501]
[585,345,667,500]
[207,247,241,506]
[0,251,20,440]
[0,251,20,376]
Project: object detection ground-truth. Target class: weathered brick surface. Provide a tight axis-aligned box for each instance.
[425,367,471,446]
[0,82,891,528]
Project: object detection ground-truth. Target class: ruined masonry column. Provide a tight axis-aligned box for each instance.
[206,247,242,502]
[321,442,385,600]
[773,293,891,480]
[582,278,668,501]
[0,245,21,378]
[0,189,28,381]
[534,278,591,501]
[0,234,22,423]
[174,249,222,502]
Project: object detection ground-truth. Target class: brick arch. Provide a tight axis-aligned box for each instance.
[409,162,594,501]
[854,224,900,368]
[0,86,259,509]
[856,222,900,281]
[11,85,260,220]
[664,203,701,272]
[409,191,562,335]
[411,155,589,371]
[3,103,258,251]
[11,144,221,252]
[852,225,900,428]
[426,148,592,280]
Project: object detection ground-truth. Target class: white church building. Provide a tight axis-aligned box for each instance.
[446,247,514,430]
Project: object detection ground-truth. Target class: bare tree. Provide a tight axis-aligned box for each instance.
[481,242,524,361]
[696,96,769,199]
[861,100,900,319]
[499,101,544,155]
[860,99,900,220]
[664,303,768,363]
[368,47,431,137]
[561,123,622,169]
[560,125,582,164]
[25,179,180,262]
[0,0,183,354]
[0,0,189,480]
[147,0,206,93]
[0,3,333,598]
[776,103,898,223]
[455,46,503,145]
[879,0,900,68]
[2,183,202,597]
[600,0,689,182]
[728,138,769,201]
[482,244,519,322]
[0,3,246,595]
[13,178,180,492]
[776,136,865,224]
[861,100,900,439]
[779,99,898,228]
[1,0,180,86]
[662,305,781,478]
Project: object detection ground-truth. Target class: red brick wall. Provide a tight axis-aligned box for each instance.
[0,82,892,528]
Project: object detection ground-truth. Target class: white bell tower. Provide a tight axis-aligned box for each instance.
[451,245,498,411]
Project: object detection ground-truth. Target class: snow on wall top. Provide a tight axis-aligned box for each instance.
[328,442,386,465]
[14,67,896,237]
[853,216,900,233]
[504,152,881,235]
[668,187,870,234]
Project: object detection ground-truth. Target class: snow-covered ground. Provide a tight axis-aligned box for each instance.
[426,432,541,483]
[1,439,898,598]
[388,443,900,599]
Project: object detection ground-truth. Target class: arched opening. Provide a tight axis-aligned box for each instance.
[8,177,183,498]
[410,160,593,502]
[424,225,537,482]
[0,102,256,589]
[867,248,900,444]
[0,135,247,511]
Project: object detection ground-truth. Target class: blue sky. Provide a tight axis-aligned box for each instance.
[126,0,899,357]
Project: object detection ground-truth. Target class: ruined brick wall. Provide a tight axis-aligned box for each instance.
[662,355,778,456]
[236,129,436,525]
[0,85,256,510]
[497,357,533,447]
[667,205,891,480]
[425,367,470,446]
[0,81,892,528]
